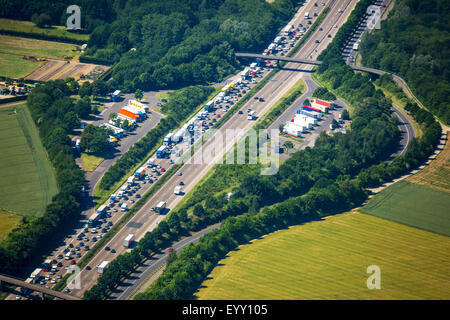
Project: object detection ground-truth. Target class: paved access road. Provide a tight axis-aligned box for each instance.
[109,223,221,300]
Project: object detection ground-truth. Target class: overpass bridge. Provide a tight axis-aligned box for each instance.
[0,274,81,300]
[235,52,388,76]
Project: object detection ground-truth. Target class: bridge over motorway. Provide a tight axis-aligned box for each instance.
[235,52,387,75]
[0,274,81,300]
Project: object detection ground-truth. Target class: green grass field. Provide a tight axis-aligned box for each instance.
[81,153,104,172]
[0,19,89,42]
[0,34,77,60]
[0,104,57,222]
[360,180,450,237]
[0,51,45,78]
[196,211,450,300]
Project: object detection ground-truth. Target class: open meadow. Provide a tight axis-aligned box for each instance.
[0,34,77,61]
[196,211,450,300]
[0,51,45,78]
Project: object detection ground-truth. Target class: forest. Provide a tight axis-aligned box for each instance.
[84,0,300,91]
[359,0,450,124]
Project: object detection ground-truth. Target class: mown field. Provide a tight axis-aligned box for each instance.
[0,104,57,235]
[0,34,77,61]
[0,18,90,42]
[0,51,45,78]
[196,211,450,300]
[360,180,450,237]
[407,138,450,193]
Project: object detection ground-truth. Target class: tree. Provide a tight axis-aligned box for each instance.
[80,124,110,154]
[92,80,109,98]
[63,111,80,131]
[109,112,117,121]
[303,99,310,106]
[120,119,129,130]
[342,109,350,120]
[279,124,285,133]
[331,119,339,129]
[79,82,92,98]
[166,249,177,266]
[283,141,294,153]
[32,13,52,28]
[134,89,143,101]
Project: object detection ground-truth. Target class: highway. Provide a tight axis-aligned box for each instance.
[58,0,359,299]
[60,0,362,298]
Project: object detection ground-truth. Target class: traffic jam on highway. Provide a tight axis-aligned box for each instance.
[18,1,330,298]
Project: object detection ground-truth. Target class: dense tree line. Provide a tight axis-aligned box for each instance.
[357,76,442,188]
[98,85,214,191]
[81,0,300,92]
[359,0,450,124]
[0,80,86,276]
[0,0,116,32]
[312,87,336,101]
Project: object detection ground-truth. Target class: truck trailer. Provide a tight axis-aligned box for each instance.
[119,108,140,121]
[98,261,109,274]
[155,201,166,213]
[124,234,135,248]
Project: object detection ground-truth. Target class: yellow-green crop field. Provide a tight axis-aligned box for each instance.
[196,211,450,300]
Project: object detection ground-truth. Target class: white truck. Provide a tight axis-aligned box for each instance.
[147,157,155,167]
[305,11,310,19]
[247,110,255,120]
[121,203,128,212]
[30,268,42,284]
[155,201,166,213]
[98,261,109,274]
[124,234,135,248]
[174,186,182,195]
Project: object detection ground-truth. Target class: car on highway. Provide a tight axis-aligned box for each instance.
[105,246,110,251]
[58,254,63,259]
[259,97,265,102]
[86,266,91,270]
[238,110,243,114]
[178,172,182,176]
[111,249,116,253]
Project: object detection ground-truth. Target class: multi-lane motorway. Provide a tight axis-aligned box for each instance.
[58,0,362,299]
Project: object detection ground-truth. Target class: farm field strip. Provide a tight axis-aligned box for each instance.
[0,51,44,78]
[0,105,57,218]
[196,211,450,300]
[0,18,90,42]
[360,180,450,237]
[0,34,77,60]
